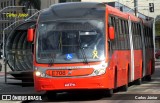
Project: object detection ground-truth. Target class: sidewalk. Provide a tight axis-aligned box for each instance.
[0,59,11,76]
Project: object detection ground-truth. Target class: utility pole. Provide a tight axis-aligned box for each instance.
[134,0,138,17]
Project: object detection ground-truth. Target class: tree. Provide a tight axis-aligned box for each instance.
[19,0,41,13]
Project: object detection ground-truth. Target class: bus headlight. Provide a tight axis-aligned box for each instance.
[93,68,106,75]
[41,72,46,77]
[35,71,41,76]
[94,70,99,75]
[35,71,46,77]
[93,62,108,76]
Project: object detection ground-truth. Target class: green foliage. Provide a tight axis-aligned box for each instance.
[155,22,160,36]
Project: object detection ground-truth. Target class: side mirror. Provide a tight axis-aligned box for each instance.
[27,28,34,42]
[108,26,115,40]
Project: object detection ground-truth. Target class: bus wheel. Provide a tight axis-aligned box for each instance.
[145,75,151,81]
[135,78,142,85]
[120,65,129,91]
[120,84,128,91]
[46,91,57,100]
[104,89,113,97]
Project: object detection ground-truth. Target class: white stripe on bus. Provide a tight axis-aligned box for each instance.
[128,16,135,81]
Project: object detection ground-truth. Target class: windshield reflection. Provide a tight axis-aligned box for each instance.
[36,19,105,63]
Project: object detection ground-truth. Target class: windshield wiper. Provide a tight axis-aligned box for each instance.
[78,36,88,64]
[48,54,55,67]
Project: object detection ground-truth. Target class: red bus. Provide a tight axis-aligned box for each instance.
[27,2,154,98]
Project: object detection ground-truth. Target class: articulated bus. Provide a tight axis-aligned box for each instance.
[27,2,154,98]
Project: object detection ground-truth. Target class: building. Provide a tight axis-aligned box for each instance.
[0,0,19,44]
[0,0,39,45]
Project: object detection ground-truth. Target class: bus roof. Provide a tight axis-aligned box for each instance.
[39,2,106,22]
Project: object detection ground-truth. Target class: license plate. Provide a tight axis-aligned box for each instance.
[48,70,68,76]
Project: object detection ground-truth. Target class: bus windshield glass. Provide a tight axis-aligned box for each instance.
[36,19,105,63]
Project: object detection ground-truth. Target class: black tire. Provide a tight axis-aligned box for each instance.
[135,78,142,85]
[120,84,128,91]
[104,89,113,97]
[145,75,151,81]
[46,91,57,100]
[120,65,129,92]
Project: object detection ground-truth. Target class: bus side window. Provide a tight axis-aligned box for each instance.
[116,18,120,50]
[109,16,117,51]
[131,22,135,49]
[144,26,148,48]
[124,20,129,50]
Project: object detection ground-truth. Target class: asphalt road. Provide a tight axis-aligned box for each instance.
[0,62,160,103]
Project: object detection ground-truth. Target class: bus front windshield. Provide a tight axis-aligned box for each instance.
[36,19,105,63]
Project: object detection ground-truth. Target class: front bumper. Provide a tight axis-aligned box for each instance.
[34,74,114,91]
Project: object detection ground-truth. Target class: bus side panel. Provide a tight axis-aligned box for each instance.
[109,50,131,88]
[134,50,143,80]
